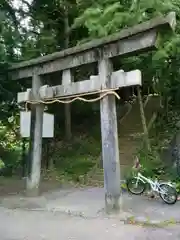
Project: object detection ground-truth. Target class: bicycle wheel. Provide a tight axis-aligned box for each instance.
[159,183,178,204]
[126,177,146,195]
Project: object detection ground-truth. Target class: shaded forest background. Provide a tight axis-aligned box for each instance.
[1,0,180,184]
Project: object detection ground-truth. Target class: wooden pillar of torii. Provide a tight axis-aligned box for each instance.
[9,12,175,212]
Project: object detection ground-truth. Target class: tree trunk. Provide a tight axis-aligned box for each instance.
[137,87,151,151]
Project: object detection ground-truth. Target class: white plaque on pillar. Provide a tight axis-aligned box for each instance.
[20,111,54,138]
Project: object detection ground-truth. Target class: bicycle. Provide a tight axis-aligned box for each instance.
[127,172,178,204]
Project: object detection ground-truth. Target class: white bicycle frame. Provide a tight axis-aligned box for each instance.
[134,172,174,195]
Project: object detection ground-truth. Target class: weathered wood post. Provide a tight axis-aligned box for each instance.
[62,69,73,140]
[26,74,44,196]
[21,138,26,177]
[63,6,72,140]
[98,57,121,212]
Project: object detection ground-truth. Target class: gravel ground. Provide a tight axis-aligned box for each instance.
[0,207,180,240]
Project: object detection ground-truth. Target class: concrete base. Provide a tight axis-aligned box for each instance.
[0,187,180,225]
[25,188,40,198]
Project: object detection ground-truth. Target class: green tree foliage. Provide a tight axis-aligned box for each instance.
[0,1,23,172]
[73,0,176,38]
[72,0,180,98]
[0,1,21,119]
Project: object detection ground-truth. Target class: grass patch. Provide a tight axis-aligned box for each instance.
[49,134,101,181]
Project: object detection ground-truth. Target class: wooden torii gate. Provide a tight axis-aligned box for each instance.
[9,12,175,212]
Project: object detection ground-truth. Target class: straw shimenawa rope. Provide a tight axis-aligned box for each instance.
[25,88,120,111]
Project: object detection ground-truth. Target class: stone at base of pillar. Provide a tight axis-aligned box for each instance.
[105,193,122,214]
[26,187,40,197]
[26,179,40,197]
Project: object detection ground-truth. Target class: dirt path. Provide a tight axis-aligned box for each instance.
[0,207,180,240]
[0,177,63,196]
[1,179,180,240]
